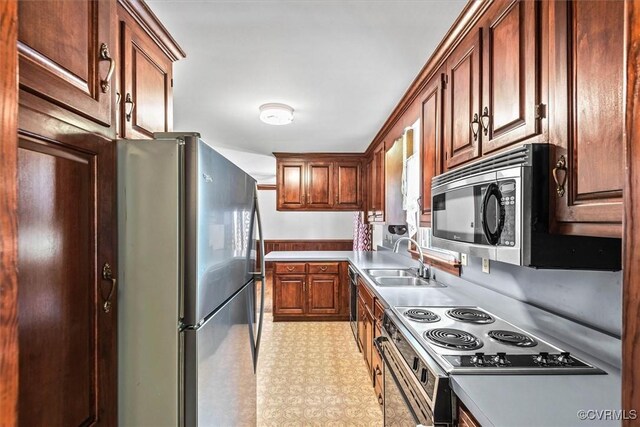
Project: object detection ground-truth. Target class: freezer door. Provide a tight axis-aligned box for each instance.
[183,282,257,426]
[184,136,257,325]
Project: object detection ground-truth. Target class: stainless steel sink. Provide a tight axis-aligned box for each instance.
[365,269,416,278]
[374,277,444,287]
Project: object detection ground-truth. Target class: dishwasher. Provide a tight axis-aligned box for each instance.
[348,265,359,347]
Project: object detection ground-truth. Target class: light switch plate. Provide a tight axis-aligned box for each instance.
[461,253,468,266]
[482,258,490,274]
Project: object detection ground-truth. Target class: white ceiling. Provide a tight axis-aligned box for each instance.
[148,0,466,182]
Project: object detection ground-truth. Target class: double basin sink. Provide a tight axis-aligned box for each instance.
[364,269,445,288]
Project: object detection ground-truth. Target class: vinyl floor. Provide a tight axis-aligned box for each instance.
[257,277,383,427]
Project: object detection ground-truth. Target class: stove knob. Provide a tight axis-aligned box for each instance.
[471,352,485,366]
[493,352,509,366]
[412,357,420,371]
[535,352,549,365]
[420,368,428,383]
[557,352,573,365]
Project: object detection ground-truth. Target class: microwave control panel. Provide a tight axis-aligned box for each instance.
[499,181,517,247]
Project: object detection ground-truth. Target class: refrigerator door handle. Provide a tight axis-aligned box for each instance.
[252,188,266,370]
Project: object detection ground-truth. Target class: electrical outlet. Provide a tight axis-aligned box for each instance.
[460,253,468,266]
[482,258,490,274]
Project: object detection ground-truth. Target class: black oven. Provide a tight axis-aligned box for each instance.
[375,311,453,427]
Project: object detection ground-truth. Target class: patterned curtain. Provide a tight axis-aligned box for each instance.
[353,212,372,251]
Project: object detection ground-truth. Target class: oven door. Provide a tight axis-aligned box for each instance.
[375,336,433,427]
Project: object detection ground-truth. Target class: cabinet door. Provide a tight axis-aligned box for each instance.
[18,0,114,126]
[273,275,306,315]
[17,113,116,426]
[481,0,539,154]
[366,156,376,220]
[120,18,173,139]
[444,30,482,169]
[306,161,333,209]
[373,143,386,221]
[549,0,624,237]
[277,161,306,209]
[420,72,444,226]
[307,274,340,314]
[334,161,362,209]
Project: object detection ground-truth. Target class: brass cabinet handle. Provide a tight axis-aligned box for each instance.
[552,155,568,197]
[378,394,383,405]
[101,263,116,313]
[480,106,490,136]
[319,266,327,272]
[99,43,115,93]
[375,366,382,376]
[125,93,135,122]
[116,92,121,107]
[286,266,295,272]
[470,113,480,142]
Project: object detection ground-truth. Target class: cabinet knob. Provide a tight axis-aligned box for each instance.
[378,394,383,405]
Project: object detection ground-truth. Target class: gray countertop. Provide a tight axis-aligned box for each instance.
[264,250,622,427]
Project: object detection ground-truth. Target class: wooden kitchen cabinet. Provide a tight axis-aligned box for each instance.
[307,274,340,315]
[16,2,184,424]
[18,0,114,127]
[366,142,385,222]
[307,161,333,209]
[277,160,307,209]
[420,70,445,226]
[118,1,184,138]
[458,402,482,427]
[273,274,306,315]
[480,0,540,154]
[335,161,362,209]
[444,29,482,169]
[548,0,624,238]
[273,262,349,320]
[274,154,363,211]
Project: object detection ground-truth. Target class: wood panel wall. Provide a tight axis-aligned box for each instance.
[623,0,640,422]
[259,239,353,270]
[0,1,19,426]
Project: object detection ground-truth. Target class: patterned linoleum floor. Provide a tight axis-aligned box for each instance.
[257,286,383,426]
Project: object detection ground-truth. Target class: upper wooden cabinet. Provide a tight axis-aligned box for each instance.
[366,142,385,222]
[444,29,482,169]
[18,0,115,127]
[275,154,363,211]
[420,71,445,226]
[117,0,185,139]
[335,161,362,209]
[480,0,540,154]
[549,0,624,237]
[307,161,334,209]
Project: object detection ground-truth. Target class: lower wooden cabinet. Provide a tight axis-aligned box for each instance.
[458,402,481,427]
[307,274,340,315]
[357,279,385,408]
[273,261,349,321]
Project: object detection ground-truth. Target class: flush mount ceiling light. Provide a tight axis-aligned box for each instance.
[259,103,294,126]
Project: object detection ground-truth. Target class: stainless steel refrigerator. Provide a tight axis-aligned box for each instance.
[117,132,265,426]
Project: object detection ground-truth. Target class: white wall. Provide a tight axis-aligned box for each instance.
[258,190,355,240]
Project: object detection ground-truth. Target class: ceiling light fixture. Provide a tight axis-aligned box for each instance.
[259,103,294,126]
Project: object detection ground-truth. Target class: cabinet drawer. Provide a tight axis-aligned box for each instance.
[357,277,375,310]
[275,262,306,274]
[308,262,339,274]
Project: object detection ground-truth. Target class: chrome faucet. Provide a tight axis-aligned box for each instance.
[393,237,429,279]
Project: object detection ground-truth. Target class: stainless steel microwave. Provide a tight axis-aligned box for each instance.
[431,144,620,270]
